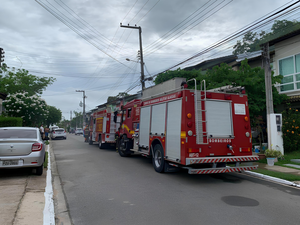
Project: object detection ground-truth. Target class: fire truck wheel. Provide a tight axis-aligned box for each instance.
[99,141,105,149]
[118,137,131,157]
[152,144,165,173]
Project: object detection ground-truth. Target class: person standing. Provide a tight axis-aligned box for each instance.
[40,124,44,139]
[44,126,49,139]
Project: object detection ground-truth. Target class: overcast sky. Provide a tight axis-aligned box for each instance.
[1,0,299,121]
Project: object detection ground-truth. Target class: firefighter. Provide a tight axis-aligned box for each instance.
[84,125,89,142]
[115,127,120,152]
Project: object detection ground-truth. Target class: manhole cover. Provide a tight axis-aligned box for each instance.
[222,196,259,207]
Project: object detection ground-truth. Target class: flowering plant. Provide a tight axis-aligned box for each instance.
[282,107,300,153]
[4,92,48,127]
[264,149,282,158]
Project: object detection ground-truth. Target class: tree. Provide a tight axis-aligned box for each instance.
[107,92,130,103]
[153,59,288,126]
[3,92,48,127]
[154,68,206,89]
[206,59,288,125]
[233,19,300,55]
[45,105,62,127]
[232,31,265,55]
[0,63,55,95]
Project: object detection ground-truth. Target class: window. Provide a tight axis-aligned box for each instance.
[127,108,132,118]
[279,53,300,92]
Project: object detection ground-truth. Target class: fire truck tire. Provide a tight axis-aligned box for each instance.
[118,137,131,157]
[99,141,105,149]
[152,144,165,173]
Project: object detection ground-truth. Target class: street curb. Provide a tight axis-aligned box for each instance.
[244,171,300,188]
[43,145,55,225]
[50,142,73,225]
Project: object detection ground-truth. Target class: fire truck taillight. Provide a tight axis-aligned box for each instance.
[244,116,249,122]
[240,147,251,152]
[188,130,193,136]
[106,135,109,138]
[177,91,183,98]
[187,113,192,119]
[187,122,192,128]
[245,132,250,137]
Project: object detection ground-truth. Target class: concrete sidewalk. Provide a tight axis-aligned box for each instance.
[0,169,46,225]
[255,162,300,185]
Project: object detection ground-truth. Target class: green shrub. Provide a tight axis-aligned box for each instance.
[0,116,23,127]
[282,107,300,153]
[265,149,282,158]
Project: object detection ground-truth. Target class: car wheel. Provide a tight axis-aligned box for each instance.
[118,136,131,157]
[35,164,44,176]
[152,144,165,173]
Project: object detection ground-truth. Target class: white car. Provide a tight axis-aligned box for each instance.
[75,128,83,135]
[51,128,66,140]
[0,127,46,175]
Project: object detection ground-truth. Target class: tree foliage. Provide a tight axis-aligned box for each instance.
[154,68,206,89]
[0,63,55,95]
[3,92,48,127]
[233,19,300,55]
[45,105,62,127]
[282,107,300,153]
[107,92,130,103]
[0,63,58,126]
[206,60,288,124]
[154,60,288,126]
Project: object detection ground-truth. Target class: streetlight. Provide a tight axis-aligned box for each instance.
[76,90,86,128]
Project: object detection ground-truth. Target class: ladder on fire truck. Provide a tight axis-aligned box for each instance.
[187,79,208,144]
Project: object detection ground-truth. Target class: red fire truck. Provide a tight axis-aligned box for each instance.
[117,77,259,174]
[89,107,120,149]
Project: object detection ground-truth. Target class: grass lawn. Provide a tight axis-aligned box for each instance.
[258,151,300,169]
[253,168,300,181]
[44,151,48,168]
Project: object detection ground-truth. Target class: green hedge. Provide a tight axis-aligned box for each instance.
[0,116,23,127]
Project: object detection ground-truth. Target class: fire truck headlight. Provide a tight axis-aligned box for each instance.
[245,132,250,137]
[188,130,193,136]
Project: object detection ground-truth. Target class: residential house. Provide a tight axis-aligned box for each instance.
[267,29,300,109]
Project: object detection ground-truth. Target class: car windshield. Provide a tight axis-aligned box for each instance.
[54,129,65,132]
[77,129,82,131]
[0,129,37,138]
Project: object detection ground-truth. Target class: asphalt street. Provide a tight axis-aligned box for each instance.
[52,134,300,225]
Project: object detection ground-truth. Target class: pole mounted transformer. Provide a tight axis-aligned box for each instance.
[120,23,145,90]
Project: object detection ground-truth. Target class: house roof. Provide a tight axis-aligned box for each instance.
[183,55,237,71]
[263,28,300,46]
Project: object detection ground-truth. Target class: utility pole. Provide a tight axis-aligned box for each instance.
[120,23,145,90]
[76,90,86,128]
[262,43,274,150]
[0,48,5,67]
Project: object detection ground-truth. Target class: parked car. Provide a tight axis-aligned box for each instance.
[75,128,83,135]
[49,125,59,133]
[0,127,45,175]
[51,128,66,140]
